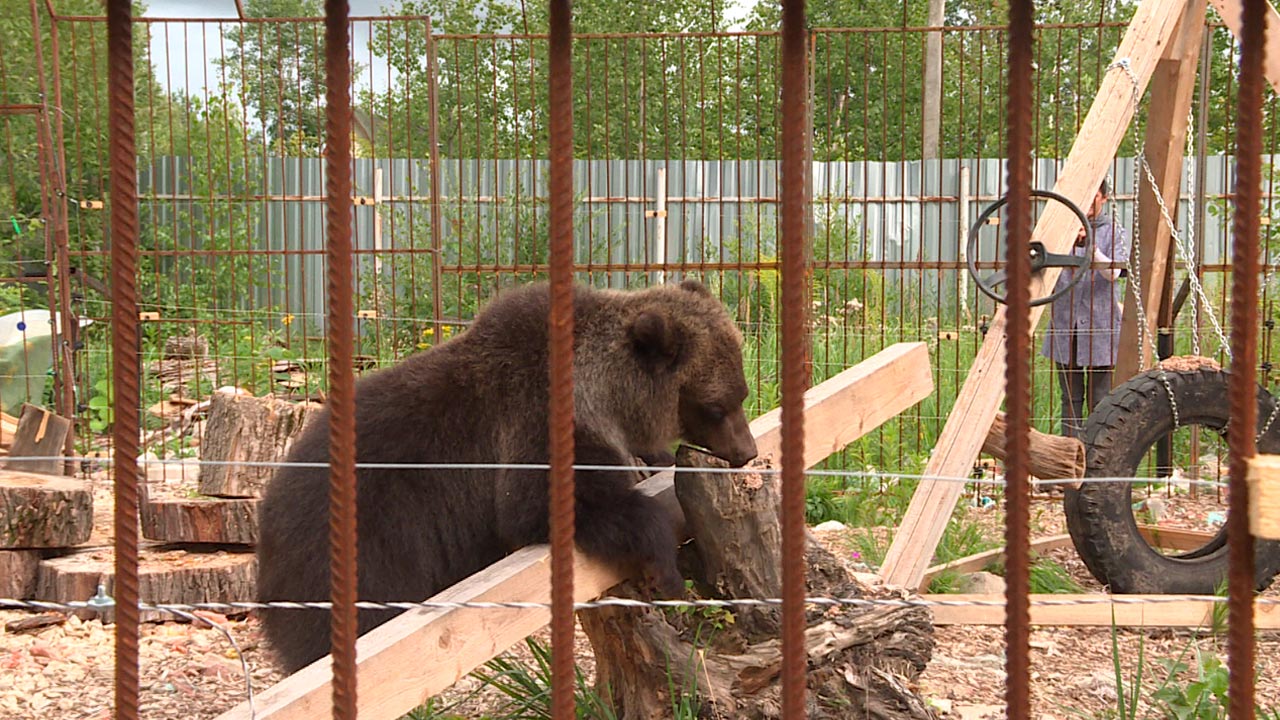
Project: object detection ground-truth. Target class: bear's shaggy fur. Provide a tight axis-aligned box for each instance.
[255,279,757,673]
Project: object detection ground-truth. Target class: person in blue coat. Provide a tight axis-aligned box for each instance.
[1041,179,1129,439]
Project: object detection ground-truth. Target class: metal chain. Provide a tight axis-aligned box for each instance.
[1112,58,1280,443]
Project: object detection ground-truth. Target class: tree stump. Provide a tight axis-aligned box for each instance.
[35,546,257,622]
[198,391,316,498]
[0,549,41,598]
[3,404,72,477]
[579,450,937,720]
[0,469,93,548]
[140,497,259,545]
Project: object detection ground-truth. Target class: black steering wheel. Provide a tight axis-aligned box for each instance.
[965,188,1094,307]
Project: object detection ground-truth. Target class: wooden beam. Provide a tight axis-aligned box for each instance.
[926,593,1280,629]
[920,526,1214,584]
[922,534,1077,584]
[878,0,1192,591]
[1248,454,1280,539]
[1207,0,1280,94]
[1136,523,1216,550]
[1115,0,1209,383]
[214,342,934,720]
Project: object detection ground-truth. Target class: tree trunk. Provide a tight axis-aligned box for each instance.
[983,411,1086,488]
[0,549,41,598]
[0,469,93,548]
[579,450,937,720]
[198,392,316,498]
[140,496,259,545]
[35,546,256,622]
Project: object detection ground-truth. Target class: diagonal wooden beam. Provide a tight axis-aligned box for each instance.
[214,342,934,720]
[1116,0,1210,383]
[878,0,1193,591]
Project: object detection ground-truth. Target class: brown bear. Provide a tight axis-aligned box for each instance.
[255,279,758,674]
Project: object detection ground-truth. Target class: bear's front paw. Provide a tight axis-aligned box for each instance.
[643,560,686,600]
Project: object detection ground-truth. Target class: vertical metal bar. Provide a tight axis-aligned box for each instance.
[425,23,444,335]
[29,0,78,460]
[547,0,576,719]
[1229,0,1264,717]
[1004,3,1035,720]
[105,0,141,718]
[323,0,359,717]
[780,0,809,716]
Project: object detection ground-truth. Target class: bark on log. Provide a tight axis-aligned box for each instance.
[35,546,256,622]
[141,497,259,545]
[0,549,41,598]
[198,392,316,498]
[983,411,1086,488]
[580,450,937,720]
[0,469,93,548]
[3,404,72,477]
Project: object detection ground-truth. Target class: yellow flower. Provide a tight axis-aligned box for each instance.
[441,325,454,338]
[416,342,429,350]
[281,314,295,326]
[421,327,435,337]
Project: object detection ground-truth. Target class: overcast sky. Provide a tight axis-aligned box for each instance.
[141,0,756,96]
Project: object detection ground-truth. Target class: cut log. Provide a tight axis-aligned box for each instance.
[0,549,41,598]
[581,449,936,720]
[198,392,316,498]
[141,496,259,545]
[4,404,72,476]
[982,412,1086,489]
[34,546,256,622]
[0,469,93,548]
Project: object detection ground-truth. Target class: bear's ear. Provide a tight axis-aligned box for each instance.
[680,278,711,297]
[627,311,681,368]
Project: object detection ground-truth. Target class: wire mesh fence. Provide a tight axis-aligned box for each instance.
[1,1,1278,717]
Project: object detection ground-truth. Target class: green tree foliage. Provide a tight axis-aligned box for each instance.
[216,0,343,155]
[0,0,175,305]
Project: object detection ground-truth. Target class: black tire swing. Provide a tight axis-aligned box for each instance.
[964,189,1280,594]
[1063,363,1280,593]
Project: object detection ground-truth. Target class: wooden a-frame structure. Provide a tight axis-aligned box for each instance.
[880,0,1280,590]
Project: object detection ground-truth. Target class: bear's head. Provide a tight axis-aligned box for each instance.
[620,279,758,468]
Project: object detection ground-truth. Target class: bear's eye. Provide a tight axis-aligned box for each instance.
[702,404,726,421]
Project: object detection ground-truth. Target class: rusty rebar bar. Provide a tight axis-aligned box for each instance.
[1228,0,1264,716]
[780,0,809,716]
[547,0,576,718]
[1002,2,1034,720]
[105,0,141,717]
[323,0,359,717]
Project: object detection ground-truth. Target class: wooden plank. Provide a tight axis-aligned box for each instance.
[1136,523,1216,550]
[921,526,1215,584]
[878,0,1192,591]
[922,534,1077,584]
[1207,0,1280,94]
[926,593,1280,629]
[4,404,72,476]
[1115,0,1209,382]
[1248,454,1280,539]
[213,342,934,720]
[746,342,934,470]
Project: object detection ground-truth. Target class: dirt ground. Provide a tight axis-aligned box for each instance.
[2,488,1278,719]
